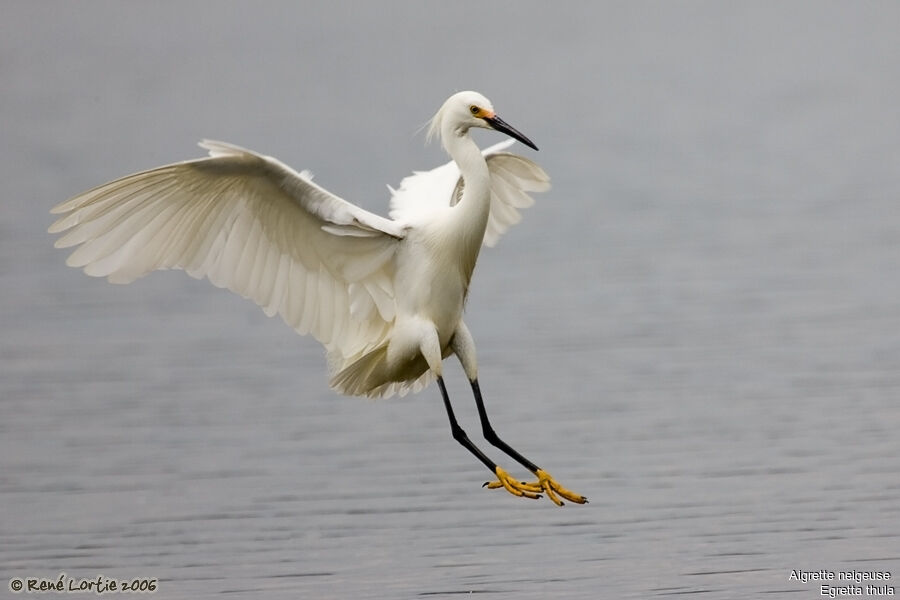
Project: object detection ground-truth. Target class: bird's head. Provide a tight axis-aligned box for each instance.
[427,91,538,151]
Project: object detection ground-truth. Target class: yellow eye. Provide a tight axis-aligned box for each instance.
[469,105,480,116]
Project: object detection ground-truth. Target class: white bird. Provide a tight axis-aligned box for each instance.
[49,91,587,506]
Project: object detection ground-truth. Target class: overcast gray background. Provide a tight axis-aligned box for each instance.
[2,2,899,598]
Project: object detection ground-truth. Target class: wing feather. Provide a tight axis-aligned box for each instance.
[388,139,549,247]
[49,141,405,365]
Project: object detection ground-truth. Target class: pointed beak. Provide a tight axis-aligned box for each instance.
[484,114,539,151]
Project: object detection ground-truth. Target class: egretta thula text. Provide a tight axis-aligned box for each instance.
[49,91,587,505]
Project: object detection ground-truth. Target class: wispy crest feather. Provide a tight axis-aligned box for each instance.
[425,106,443,145]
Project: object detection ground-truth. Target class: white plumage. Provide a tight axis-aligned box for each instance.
[50,91,588,506]
[50,92,548,399]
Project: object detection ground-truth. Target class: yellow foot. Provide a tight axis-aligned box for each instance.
[485,467,588,506]
[483,466,543,500]
[532,468,588,506]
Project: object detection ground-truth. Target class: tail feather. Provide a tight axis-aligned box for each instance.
[329,346,434,399]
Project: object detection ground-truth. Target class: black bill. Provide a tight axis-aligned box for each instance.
[484,115,539,151]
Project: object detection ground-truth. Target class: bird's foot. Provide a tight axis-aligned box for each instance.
[483,466,543,500]
[485,467,588,506]
[531,468,588,506]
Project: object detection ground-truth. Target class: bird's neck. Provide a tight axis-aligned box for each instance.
[445,132,491,230]
[443,131,491,286]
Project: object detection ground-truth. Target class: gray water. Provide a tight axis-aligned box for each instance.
[3,2,899,598]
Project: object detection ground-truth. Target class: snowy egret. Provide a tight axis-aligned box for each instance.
[49,91,587,506]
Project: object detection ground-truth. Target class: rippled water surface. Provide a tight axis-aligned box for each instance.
[3,3,899,598]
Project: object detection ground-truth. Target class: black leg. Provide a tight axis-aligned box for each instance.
[437,376,497,473]
[469,378,540,472]
[470,378,589,505]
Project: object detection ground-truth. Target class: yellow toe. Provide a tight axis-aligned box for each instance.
[484,467,587,506]
[533,469,588,505]
[484,466,542,500]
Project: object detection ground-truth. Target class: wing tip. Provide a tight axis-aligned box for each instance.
[198,139,252,158]
[482,139,516,155]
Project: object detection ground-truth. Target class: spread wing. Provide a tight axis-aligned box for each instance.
[388,139,550,246]
[49,140,405,362]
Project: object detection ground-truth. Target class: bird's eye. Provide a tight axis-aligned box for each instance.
[469,105,480,116]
